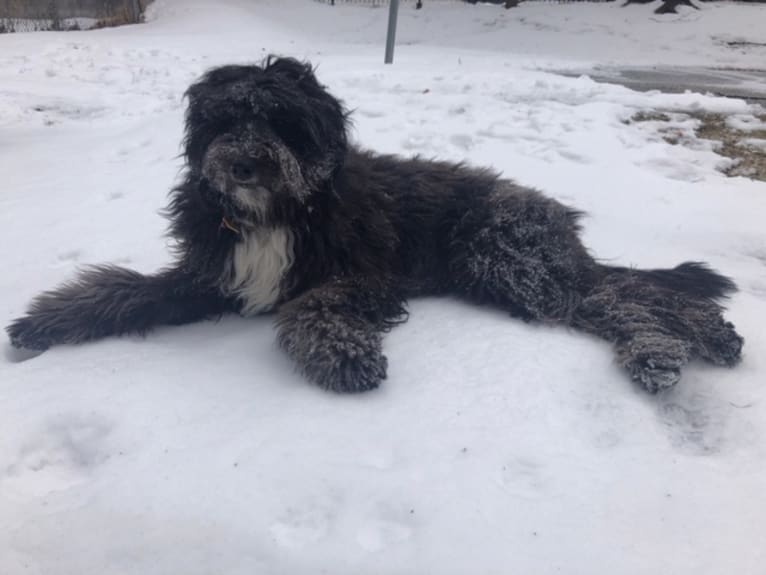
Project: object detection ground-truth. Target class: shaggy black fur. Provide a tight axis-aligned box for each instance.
[7,56,744,394]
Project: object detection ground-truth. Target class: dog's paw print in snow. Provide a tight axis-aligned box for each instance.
[356,502,415,553]
[4,414,113,496]
[657,391,728,455]
[496,456,548,498]
[583,399,631,449]
[269,493,342,549]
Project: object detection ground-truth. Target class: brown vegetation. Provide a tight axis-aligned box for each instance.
[628,110,766,182]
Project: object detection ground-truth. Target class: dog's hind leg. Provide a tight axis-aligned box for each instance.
[571,265,743,393]
[447,184,598,323]
[446,184,742,392]
[7,265,228,351]
[275,276,408,393]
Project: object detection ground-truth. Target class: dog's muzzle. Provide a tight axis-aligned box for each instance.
[202,142,262,191]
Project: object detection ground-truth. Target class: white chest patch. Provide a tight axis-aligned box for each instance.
[223,226,294,315]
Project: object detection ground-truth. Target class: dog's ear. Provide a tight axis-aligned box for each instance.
[262,57,350,182]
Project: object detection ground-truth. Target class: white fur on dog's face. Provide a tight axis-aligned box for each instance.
[221,226,294,315]
[200,127,313,225]
[233,185,271,222]
[201,140,274,220]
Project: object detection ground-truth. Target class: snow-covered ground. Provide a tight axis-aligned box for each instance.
[2,1,766,573]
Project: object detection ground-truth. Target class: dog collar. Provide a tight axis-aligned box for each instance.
[220,216,240,235]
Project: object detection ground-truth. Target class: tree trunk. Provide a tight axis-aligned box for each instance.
[654,0,699,13]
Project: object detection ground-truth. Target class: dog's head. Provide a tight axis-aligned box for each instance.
[183,57,348,223]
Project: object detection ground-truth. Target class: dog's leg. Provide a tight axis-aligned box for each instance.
[573,288,693,392]
[448,184,742,392]
[7,265,228,351]
[447,186,595,322]
[275,276,407,392]
[571,266,743,393]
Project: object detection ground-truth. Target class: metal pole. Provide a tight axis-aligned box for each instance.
[384,0,400,64]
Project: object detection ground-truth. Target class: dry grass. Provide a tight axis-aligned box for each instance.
[694,113,766,180]
[628,110,766,182]
[629,111,672,123]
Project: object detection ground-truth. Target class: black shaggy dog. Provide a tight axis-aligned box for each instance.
[7,57,744,393]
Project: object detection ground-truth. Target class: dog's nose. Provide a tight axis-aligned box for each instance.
[230,161,256,184]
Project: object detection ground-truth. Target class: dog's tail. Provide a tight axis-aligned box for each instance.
[607,261,737,302]
[571,261,743,392]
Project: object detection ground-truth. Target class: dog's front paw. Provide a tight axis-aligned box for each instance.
[305,346,388,393]
[277,315,388,393]
[6,315,54,351]
[625,350,686,393]
[619,335,690,394]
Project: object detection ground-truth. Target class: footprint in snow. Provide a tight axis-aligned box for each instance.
[657,391,727,455]
[270,509,332,549]
[4,414,113,496]
[356,502,415,553]
[496,456,547,498]
[269,493,342,549]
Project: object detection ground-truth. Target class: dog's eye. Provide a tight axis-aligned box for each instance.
[270,114,313,156]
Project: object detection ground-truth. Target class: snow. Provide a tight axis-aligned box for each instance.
[1,1,766,573]
[743,137,766,151]
[727,113,766,132]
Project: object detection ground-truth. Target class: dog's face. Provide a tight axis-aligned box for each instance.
[183,57,348,223]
